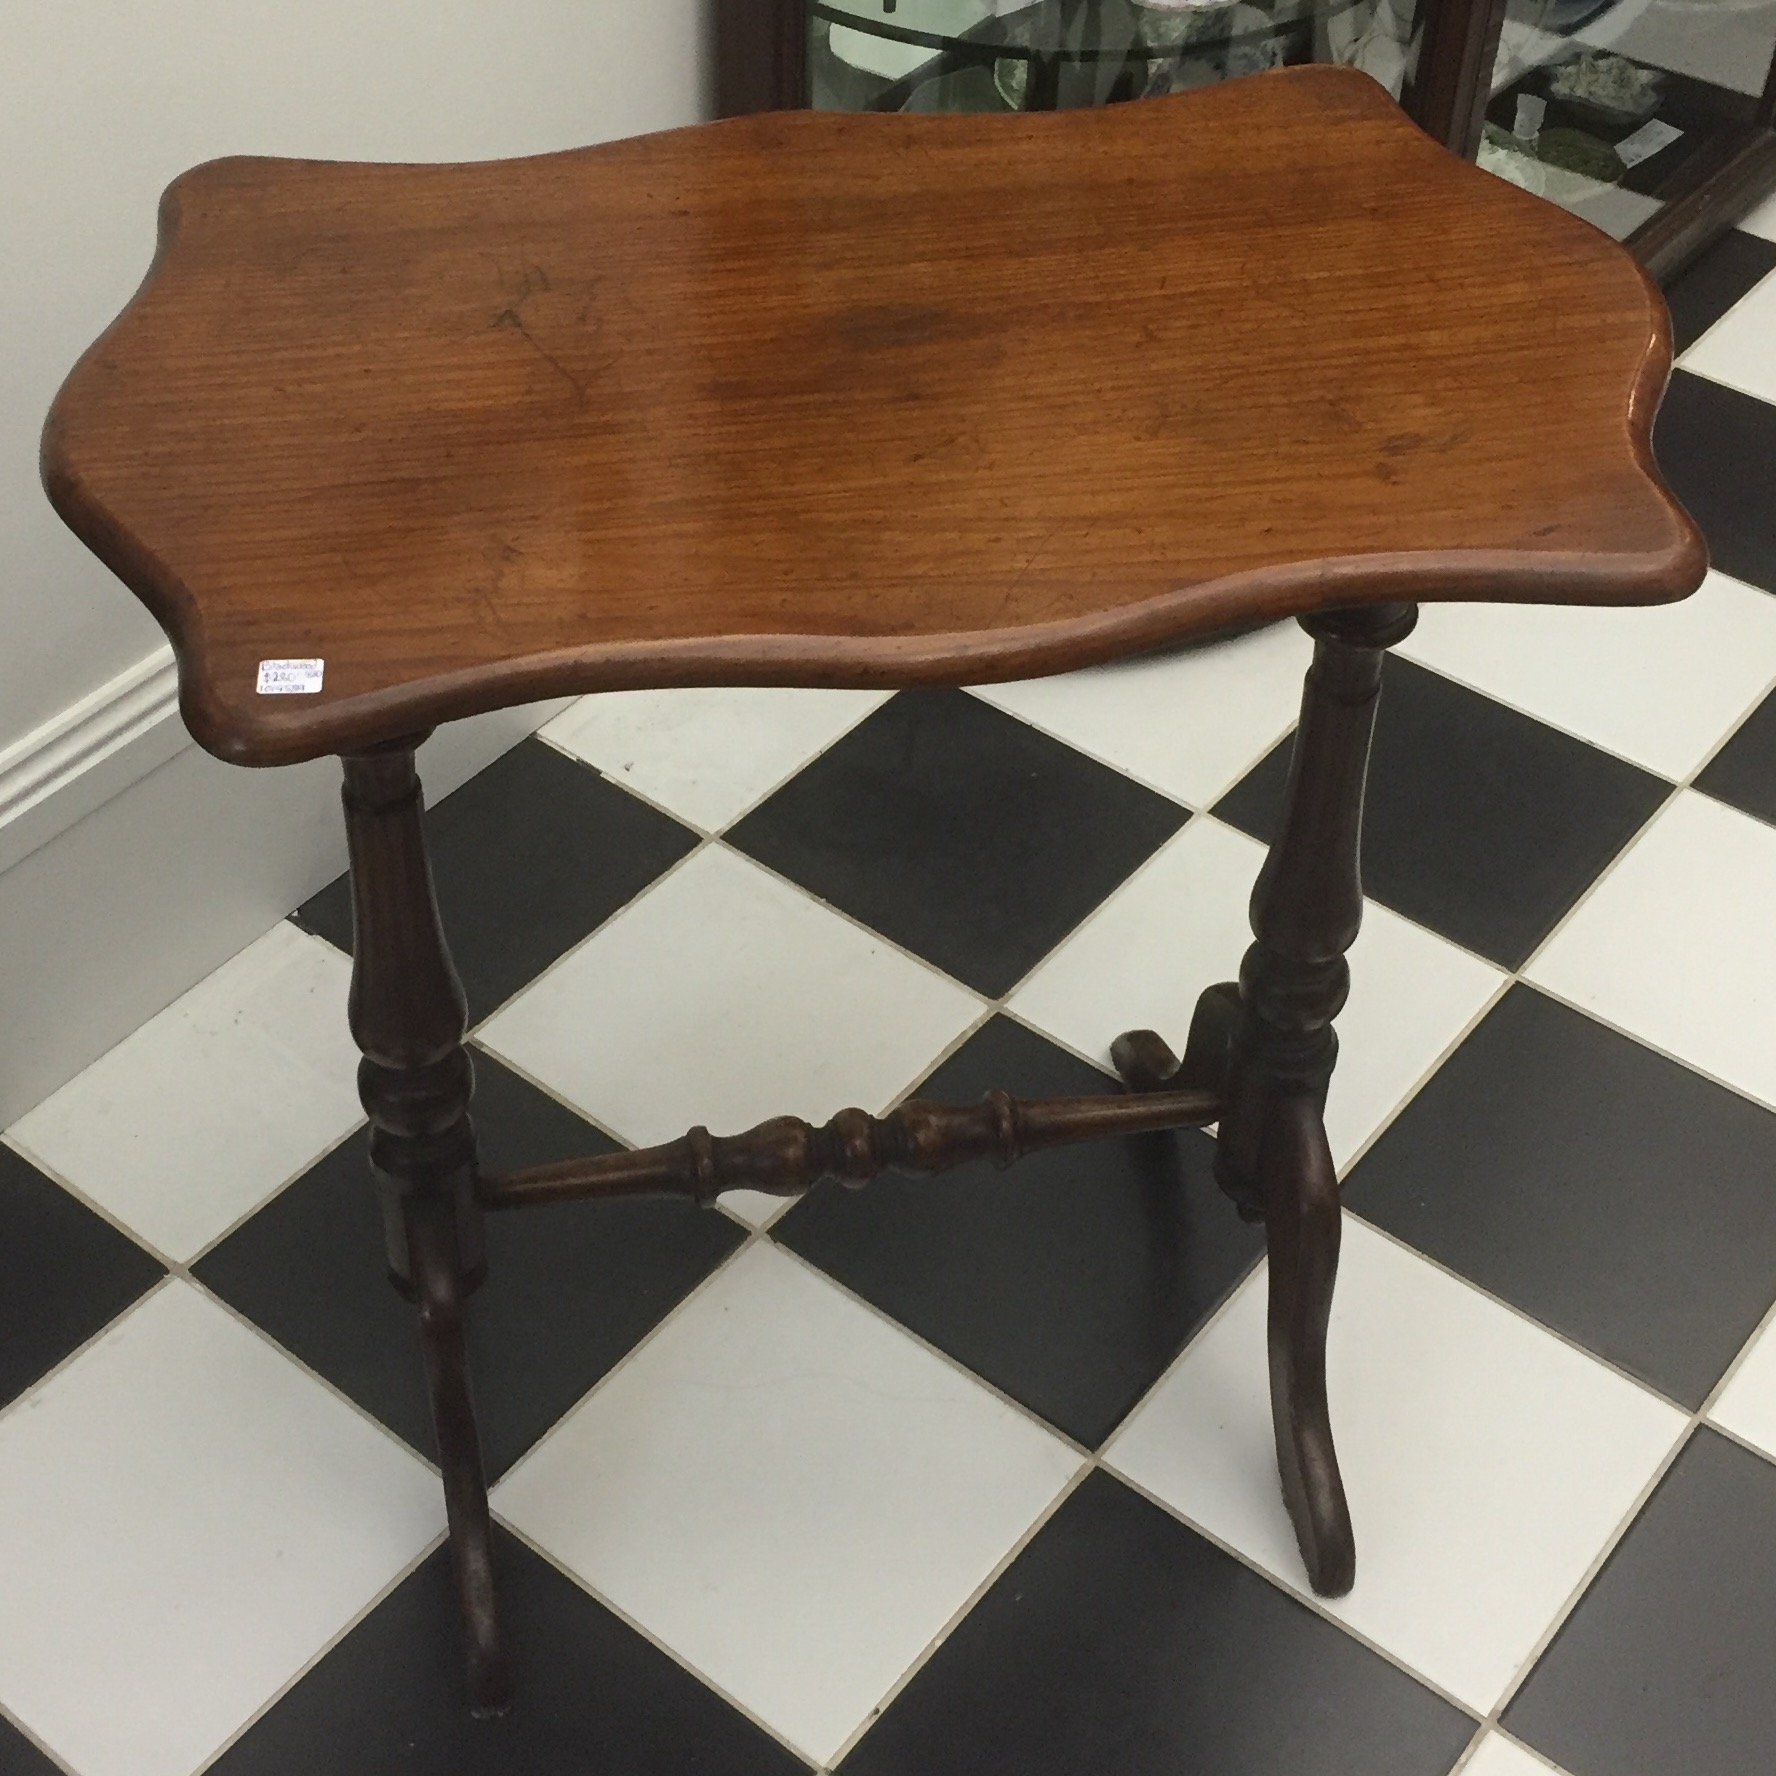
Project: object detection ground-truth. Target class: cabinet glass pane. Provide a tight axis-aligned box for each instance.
[1483,0,1776,239]
[809,0,1427,113]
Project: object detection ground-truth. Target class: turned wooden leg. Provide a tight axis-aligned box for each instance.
[1258,1088,1351,1594]
[342,742,512,1717]
[1219,602,1414,1597]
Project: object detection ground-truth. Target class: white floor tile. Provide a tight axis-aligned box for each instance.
[1008,818,1503,1168]
[1105,1219,1684,1711]
[0,1283,438,1776]
[8,923,361,1261]
[478,845,981,1226]
[542,688,891,831]
[1710,1312,1776,1463]
[1462,1733,1571,1776]
[1740,185,1776,244]
[1680,265,1776,403]
[494,1242,1080,1764]
[970,620,1312,808]
[1397,573,1776,780]
[1527,790,1776,1110]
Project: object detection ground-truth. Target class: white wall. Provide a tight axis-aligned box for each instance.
[3,0,711,755]
[0,2,712,1123]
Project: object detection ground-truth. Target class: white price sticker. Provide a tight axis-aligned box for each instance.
[256,659,325,695]
[1616,119,1682,169]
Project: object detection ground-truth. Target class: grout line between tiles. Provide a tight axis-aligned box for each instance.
[532,727,722,843]
[467,828,724,1030]
[1326,970,1514,1182]
[16,620,1776,1762]
[1393,627,1776,789]
[186,1535,446,1775]
[181,1270,455,1477]
[1445,1732,1490,1775]
[765,1242,1095,1461]
[1486,1727,1570,1773]
[1445,1722,1569,1776]
[1100,1457,1484,1719]
[819,1459,1098,1769]
[0,1272,182,1436]
[1509,683,1766,993]
[1674,263,1776,362]
[486,1509,820,1770]
[710,841,1001,1005]
[1673,350,1776,411]
[539,687,894,842]
[1342,1212,1694,1417]
[460,1040,645,1160]
[958,686,1217,815]
[176,1114,370,1271]
[488,1221,776,1491]
[1630,646,1776,786]
[1520,975,1776,1121]
[961,631,1314,813]
[0,1693,81,1776]
[0,1133,186,1274]
[1457,1266,1776,1748]
[1446,1419,1697,1754]
[1697,1414,1776,1470]
[1315,643,1776,1232]
[1094,1254,1267,1469]
[1695,1288,1776,1436]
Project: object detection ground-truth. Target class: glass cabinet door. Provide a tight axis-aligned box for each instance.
[808,0,1428,113]
[1480,0,1776,239]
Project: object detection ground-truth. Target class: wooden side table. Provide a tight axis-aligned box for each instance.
[41,67,1703,1717]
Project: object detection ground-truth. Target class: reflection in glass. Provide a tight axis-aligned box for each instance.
[1482,0,1776,238]
[808,0,1424,114]
[806,0,1776,254]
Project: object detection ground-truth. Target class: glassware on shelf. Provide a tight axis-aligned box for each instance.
[1481,0,1776,243]
[808,0,1396,115]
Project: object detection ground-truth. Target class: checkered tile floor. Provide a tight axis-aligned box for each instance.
[7,224,1776,1776]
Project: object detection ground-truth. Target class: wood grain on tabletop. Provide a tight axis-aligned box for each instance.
[42,66,1703,765]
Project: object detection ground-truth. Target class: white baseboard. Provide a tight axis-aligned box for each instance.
[0,647,186,879]
[0,662,571,1129]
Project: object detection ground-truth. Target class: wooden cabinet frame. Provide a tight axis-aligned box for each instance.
[715,0,1776,280]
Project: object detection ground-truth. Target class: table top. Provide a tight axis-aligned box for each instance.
[43,66,1702,766]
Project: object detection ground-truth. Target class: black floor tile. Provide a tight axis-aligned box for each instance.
[195,1054,742,1477]
[209,1529,806,1775]
[1505,1428,1776,1776]
[1345,985,1776,1408]
[1655,369,1776,595]
[1696,682,1776,827]
[1663,229,1776,355]
[841,1469,1474,1776]
[0,1713,66,1776]
[1214,656,1670,967]
[295,740,697,1021]
[0,1143,163,1410]
[775,1016,1261,1447]
[727,690,1188,996]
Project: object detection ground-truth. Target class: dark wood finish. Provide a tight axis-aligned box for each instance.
[716,0,807,117]
[479,1082,1221,1211]
[1111,980,1241,1102]
[1257,1090,1352,1596]
[1621,12,1776,281]
[1405,0,1512,156]
[43,67,1701,767]
[1115,602,1412,1597]
[341,745,510,1716]
[40,42,1716,1707]
[1227,600,1413,1597]
[1631,129,1776,285]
